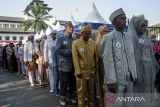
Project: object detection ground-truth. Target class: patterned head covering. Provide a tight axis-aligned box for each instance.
[81,25,92,33]
[109,8,125,23]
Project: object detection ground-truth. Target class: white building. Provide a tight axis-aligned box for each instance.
[0,16,34,45]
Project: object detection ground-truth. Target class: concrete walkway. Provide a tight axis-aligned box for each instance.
[0,69,77,107]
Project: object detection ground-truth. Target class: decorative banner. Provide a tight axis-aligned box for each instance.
[0,40,19,43]
[72,22,128,32]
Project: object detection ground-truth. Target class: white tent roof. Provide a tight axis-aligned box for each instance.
[70,14,77,25]
[45,27,52,35]
[40,30,45,37]
[83,3,107,23]
[56,21,65,31]
[34,32,40,40]
[22,37,28,44]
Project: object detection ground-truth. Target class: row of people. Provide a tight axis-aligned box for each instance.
[1,8,159,107]
[0,43,23,75]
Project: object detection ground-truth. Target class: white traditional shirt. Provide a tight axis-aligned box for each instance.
[18,46,24,61]
[24,41,35,62]
[44,36,57,67]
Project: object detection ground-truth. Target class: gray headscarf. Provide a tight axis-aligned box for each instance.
[127,15,159,81]
[127,15,149,77]
[127,15,148,38]
[127,15,148,56]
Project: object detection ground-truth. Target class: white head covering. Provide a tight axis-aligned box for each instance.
[28,33,35,38]
[109,8,125,23]
[47,30,58,38]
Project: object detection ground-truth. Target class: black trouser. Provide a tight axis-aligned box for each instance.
[59,69,76,100]
[3,58,8,70]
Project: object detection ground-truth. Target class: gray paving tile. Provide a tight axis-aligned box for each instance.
[0,70,77,107]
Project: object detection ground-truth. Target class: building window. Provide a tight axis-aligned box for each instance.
[0,24,2,28]
[17,24,22,28]
[13,36,17,40]
[3,24,9,28]
[20,37,24,40]
[10,24,16,28]
[5,36,10,40]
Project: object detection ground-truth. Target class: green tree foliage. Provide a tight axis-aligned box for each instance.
[23,2,52,33]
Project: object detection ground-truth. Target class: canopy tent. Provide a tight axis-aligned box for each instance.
[45,27,52,35]
[22,37,28,44]
[54,21,65,37]
[83,2,108,24]
[73,3,114,32]
[55,21,65,31]
[70,14,77,26]
[58,3,127,33]
[34,32,40,40]
[74,22,114,31]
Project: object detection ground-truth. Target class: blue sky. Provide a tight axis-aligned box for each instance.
[0,0,159,25]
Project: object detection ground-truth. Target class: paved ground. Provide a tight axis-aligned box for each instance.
[0,69,77,107]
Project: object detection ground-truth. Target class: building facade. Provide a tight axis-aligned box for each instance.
[0,16,34,45]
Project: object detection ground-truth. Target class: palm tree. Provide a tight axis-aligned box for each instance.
[23,2,53,33]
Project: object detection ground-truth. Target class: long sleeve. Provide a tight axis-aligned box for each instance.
[44,40,48,62]
[35,44,43,57]
[101,35,117,84]
[24,43,28,62]
[72,42,81,76]
[56,37,72,57]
